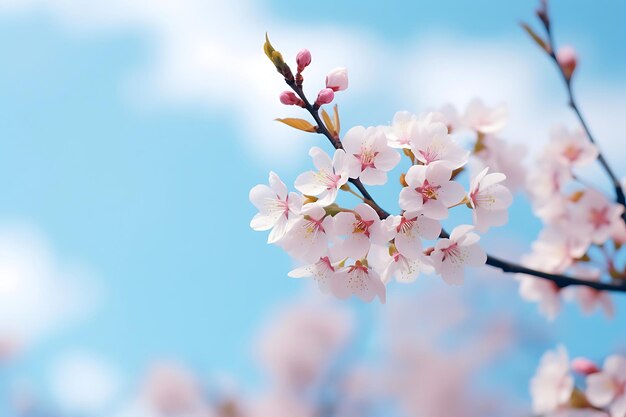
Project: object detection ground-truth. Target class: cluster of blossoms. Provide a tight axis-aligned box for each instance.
[250,46,516,302]
[519,126,625,319]
[530,346,626,417]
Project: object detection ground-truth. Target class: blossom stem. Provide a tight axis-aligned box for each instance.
[540,12,626,223]
[283,77,626,293]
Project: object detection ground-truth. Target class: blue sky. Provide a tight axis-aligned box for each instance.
[0,0,625,413]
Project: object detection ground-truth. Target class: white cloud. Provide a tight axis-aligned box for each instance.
[0,0,623,175]
[0,223,101,356]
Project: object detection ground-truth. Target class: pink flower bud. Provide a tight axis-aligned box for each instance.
[296,49,311,72]
[315,88,335,106]
[557,46,577,80]
[325,67,348,92]
[279,91,302,106]
[571,357,599,375]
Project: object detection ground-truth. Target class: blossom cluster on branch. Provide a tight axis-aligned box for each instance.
[531,346,626,417]
[250,0,626,321]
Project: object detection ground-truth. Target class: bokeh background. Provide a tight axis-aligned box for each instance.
[0,0,625,415]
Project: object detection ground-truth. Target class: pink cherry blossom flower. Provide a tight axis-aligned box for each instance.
[325,67,348,91]
[295,147,355,207]
[586,355,626,417]
[384,111,417,149]
[288,255,341,295]
[462,99,507,134]
[399,163,466,220]
[430,225,486,285]
[383,213,441,260]
[249,171,303,244]
[332,260,386,303]
[571,189,625,245]
[530,345,574,415]
[468,167,513,232]
[280,205,333,262]
[544,126,598,168]
[408,115,469,169]
[342,126,401,185]
[557,45,578,80]
[332,203,390,259]
[381,243,434,284]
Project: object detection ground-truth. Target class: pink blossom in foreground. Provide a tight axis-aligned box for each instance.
[333,260,387,303]
[381,243,434,284]
[295,147,354,207]
[430,225,486,285]
[586,355,626,417]
[280,205,333,262]
[288,254,342,295]
[462,99,507,134]
[468,167,513,232]
[399,163,466,220]
[408,114,469,169]
[530,345,574,415]
[332,203,390,259]
[383,213,441,260]
[342,125,401,185]
[249,171,302,243]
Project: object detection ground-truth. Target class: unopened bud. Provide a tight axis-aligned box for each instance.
[279,91,303,106]
[557,46,577,80]
[325,67,349,92]
[315,88,335,106]
[571,357,600,375]
[296,49,311,73]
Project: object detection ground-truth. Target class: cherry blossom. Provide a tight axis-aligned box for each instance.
[332,260,386,303]
[530,345,574,415]
[468,167,513,232]
[408,114,469,169]
[472,134,527,192]
[280,205,333,262]
[325,67,349,91]
[295,147,355,207]
[288,255,342,295]
[383,213,441,260]
[586,355,626,417]
[332,203,390,259]
[462,99,507,134]
[430,225,486,285]
[399,163,466,220]
[544,126,598,168]
[342,125,401,185]
[381,243,434,284]
[249,171,302,243]
[571,189,625,245]
[384,111,417,149]
[564,268,614,318]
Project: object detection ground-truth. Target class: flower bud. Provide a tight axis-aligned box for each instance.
[279,91,302,106]
[325,67,349,92]
[557,46,577,80]
[315,88,335,106]
[296,49,311,73]
[571,357,599,375]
